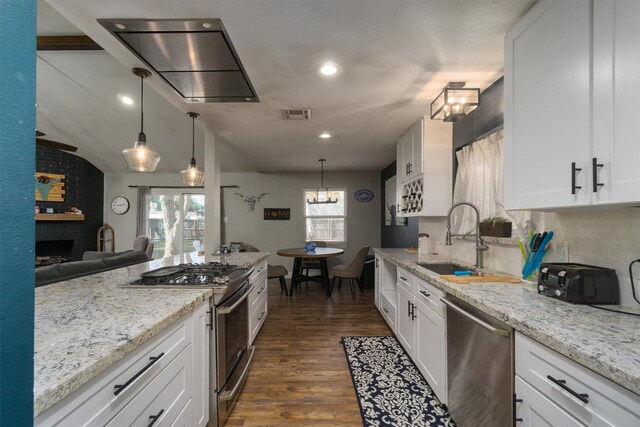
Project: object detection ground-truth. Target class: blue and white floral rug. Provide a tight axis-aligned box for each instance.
[341,336,455,427]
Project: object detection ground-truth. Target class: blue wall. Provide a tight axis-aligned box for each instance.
[0,0,36,424]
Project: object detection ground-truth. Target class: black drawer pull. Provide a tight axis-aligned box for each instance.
[114,352,165,396]
[571,162,582,195]
[419,290,431,298]
[258,310,266,321]
[148,409,164,427]
[592,157,604,193]
[547,375,589,404]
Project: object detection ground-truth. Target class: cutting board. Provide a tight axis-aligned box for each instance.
[440,275,521,284]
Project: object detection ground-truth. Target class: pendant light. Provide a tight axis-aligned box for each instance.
[430,82,480,122]
[307,159,338,204]
[122,67,161,172]
[180,112,205,186]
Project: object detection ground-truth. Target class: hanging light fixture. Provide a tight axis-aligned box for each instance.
[430,82,480,122]
[122,67,161,172]
[180,112,205,186]
[307,159,338,204]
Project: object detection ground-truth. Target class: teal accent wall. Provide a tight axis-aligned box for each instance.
[0,0,36,424]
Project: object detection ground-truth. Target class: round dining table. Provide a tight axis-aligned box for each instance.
[276,247,344,296]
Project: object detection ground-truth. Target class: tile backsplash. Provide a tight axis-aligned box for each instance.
[420,208,640,308]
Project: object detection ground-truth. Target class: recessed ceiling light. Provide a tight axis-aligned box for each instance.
[202,22,212,29]
[319,62,340,76]
[115,23,126,30]
[319,132,332,139]
[244,97,252,101]
[118,95,134,105]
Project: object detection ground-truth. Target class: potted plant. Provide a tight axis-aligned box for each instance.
[479,217,513,238]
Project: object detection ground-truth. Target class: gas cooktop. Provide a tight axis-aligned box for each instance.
[130,262,242,286]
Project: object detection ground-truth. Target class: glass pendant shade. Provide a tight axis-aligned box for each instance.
[181,112,205,186]
[124,68,160,172]
[430,82,480,122]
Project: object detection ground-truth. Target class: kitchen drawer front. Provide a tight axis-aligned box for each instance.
[249,296,268,344]
[379,293,396,332]
[36,315,192,426]
[515,333,640,426]
[515,375,584,427]
[248,269,267,310]
[170,399,193,427]
[106,345,192,426]
[414,278,445,317]
[397,267,414,288]
[250,261,268,282]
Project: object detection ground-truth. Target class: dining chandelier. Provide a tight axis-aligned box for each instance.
[122,68,161,172]
[430,82,480,122]
[180,112,205,186]
[307,158,339,204]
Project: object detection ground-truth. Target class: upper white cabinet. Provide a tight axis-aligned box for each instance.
[505,0,640,210]
[396,117,452,217]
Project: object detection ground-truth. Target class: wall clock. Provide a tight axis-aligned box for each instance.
[111,196,130,215]
[354,189,374,202]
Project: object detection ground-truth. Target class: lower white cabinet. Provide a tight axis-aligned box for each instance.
[248,261,268,344]
[396,280,416,358]
[414,294,446,403]
[35,300,211,427]
[515,333,640,426]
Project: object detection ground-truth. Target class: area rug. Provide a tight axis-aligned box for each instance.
[341,336,455,427]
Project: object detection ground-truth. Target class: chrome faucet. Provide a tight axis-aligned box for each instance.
[445,201,489,268]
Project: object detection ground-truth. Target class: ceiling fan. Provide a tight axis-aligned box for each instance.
[36,130,77,152]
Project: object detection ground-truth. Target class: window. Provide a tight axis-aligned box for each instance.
[304,189,346,244]
[147,190,205,258]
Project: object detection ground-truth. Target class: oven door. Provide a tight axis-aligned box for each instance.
[216,280,252,390]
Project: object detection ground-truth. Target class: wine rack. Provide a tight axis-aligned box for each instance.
[398,177,423,215]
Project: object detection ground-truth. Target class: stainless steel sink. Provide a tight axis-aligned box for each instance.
[418,262,475,275]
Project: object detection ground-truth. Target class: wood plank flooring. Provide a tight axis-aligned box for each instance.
[226,279,392,426]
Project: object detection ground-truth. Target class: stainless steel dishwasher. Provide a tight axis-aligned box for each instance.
[442,296,514,427]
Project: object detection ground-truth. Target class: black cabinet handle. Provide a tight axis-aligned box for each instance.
[206,308,213,330]
[592,157,604,193]
[514,393,523,423]
[407,300,411,317]
[547,375,589,404]
[258,310,266,321]
[383,307,388,313]
[148,409,164,427]
[410,302,416,320]
[571,162,582,195]
[419,290,431,298]
[114,352,165,396]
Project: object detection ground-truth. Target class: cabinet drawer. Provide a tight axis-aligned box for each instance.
[36,316,191,426]
[414,278,445,317]
[397,267,414,288]
[170,399,193,427]
[379,292,396,332]
[515,375,583,427]
[107,345,192,426]
[250,261,267,282]
[515,333,640,426]
[248,269,267,311]
[249,297,268,344]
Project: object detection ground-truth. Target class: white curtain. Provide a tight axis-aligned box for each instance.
[451,129,532,235]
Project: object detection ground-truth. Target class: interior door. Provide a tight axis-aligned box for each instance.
[504,0,592,209]
[593,0,640,205]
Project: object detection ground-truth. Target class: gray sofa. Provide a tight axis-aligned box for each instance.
[35,250,149,287]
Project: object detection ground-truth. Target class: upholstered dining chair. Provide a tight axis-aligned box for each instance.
[301,240,327,278]
[329,246,370,299]
[242,244,289,295]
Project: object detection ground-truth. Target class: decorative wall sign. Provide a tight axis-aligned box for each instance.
[264,208,291,221]
[35,172,65,202]
[354,188,374,202]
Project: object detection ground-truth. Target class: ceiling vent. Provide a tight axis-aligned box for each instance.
[281,109,311,120]
[98,19,258,103]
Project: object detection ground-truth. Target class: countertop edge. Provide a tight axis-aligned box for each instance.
[373,248,640,396]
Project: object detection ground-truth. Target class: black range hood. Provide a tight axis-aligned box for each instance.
[99,18,258,103]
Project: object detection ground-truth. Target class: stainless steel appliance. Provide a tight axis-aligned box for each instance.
[126,262,254,426]
[443,296,514,427]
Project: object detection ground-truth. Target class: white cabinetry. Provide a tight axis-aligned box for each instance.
[515,333,640,426]
[505,0,640,210]
[248,260,268,344]
[375,255,398,332]
[396,273,416,358]
[396,117,452,217]
[35,300,211,427]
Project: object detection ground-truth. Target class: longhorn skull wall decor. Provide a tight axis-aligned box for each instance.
[234,192,269,211]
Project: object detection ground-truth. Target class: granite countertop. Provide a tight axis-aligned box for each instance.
[34,251,269,418]
[374,248,640,396]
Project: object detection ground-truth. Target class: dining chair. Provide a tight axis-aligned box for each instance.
[242,244,288,295]
[301,241,327,278]
[329,246,370,299]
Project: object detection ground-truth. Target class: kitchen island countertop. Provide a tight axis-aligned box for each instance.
[34,251,268,418]
[374,248,640,396]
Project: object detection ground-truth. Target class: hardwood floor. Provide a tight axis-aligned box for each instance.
[227,279,392,426]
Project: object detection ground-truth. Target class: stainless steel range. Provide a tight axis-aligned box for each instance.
[126,262,255,426]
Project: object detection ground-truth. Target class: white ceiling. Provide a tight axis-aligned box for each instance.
[40,0,534,173]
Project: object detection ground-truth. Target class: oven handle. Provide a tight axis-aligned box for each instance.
[441,298,510,337]
[219,345,255,402]
[218,283,254,314]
